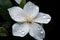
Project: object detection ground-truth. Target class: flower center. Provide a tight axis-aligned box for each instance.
[26,17,33,24]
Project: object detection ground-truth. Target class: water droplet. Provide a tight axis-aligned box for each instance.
[21,31,25,35]
[36,7,38,9]
[37,27,41,30]
[41,31,43,34]
[43,15,46,18]
[28,3,33,8]
[47,18,50,21]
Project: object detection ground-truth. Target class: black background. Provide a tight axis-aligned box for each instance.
[0,0,56,40]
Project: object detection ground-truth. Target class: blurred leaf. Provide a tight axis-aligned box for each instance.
[0,8,13,21]
[0,23,3,26]
[0,0,12,9]
[19,0,26,8]
[1,22,11,29]
[0,0,13,21]
[0,27,7,36]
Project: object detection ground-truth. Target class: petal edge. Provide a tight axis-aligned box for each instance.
[23,1,39,18]
[29,23,45,39]
[34,12,51,24]
[8,6,25,22]
[12,23,29,37]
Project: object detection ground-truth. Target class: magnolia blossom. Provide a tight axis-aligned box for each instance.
[8,1,51,40]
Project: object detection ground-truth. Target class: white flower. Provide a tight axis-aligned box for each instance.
[15,0,22,4]
[8,1,51,40]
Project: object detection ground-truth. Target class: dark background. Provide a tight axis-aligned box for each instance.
[0,0,56,40]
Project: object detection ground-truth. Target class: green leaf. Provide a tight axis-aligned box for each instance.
[0,27,7,36]
[0,0,13,21]
[0,8,12,21]
[0,23,3,26]
[1,22,11,29]
[19,0,26,8]
[0,0,12,9]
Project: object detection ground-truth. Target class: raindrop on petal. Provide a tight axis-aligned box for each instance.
[41,31,44,34]
[43,15,46,18]
[37,27,41,30]
[36,7,39,9]
[47,18,50,21]
[21,31,25,35]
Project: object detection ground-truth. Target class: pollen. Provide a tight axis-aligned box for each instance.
[26,17,33,24]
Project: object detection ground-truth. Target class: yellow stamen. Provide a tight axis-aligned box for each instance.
[26,17,33,24]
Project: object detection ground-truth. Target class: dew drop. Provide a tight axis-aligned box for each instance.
[37,27,41,30]
[47,18,50,21]
[41,31,43,34]
[21,31,25,35]
[36,7,38,9]
[43,15,46,18]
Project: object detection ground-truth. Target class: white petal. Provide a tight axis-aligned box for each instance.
[29,23,45,40]
[23,1,39,18]
[15,0,22,4]
[34,12,51,24]
[8,6,25,22]
[12,23,29,37]
[37,38,43,40]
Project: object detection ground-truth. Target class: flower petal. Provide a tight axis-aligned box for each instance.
[15,0,22,4]
[23,1,39,18]
[34,12,51,24]
[12,23,29,37]
[8,6,25,22]
[29,23,45,40]
[37,39,43,40]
